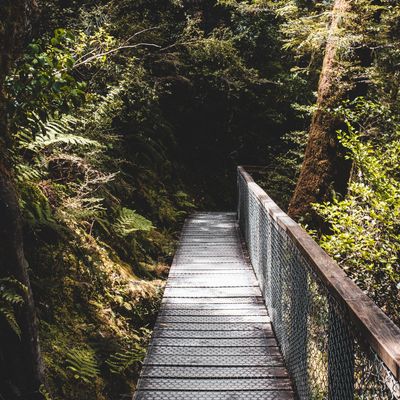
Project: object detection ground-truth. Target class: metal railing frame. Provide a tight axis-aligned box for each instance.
[237,165,400,399]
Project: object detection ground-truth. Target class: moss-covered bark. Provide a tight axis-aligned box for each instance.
[288,0,353,223]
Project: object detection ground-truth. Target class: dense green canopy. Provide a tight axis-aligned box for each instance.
[0,1,399,399]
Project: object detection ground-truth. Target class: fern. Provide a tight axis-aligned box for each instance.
[113,208,153,237]
[19,184,61,232]
[39,384,56,400]
[94,216,111,235]
[15,122,35,149]
[16,114,101,152]
[66,348,100,384]
[15,163,43,183]
[106,337,149,375]
[106,328,151,374]
[0,278,27,338]
[106,345,146,374]
[32,117,100,150]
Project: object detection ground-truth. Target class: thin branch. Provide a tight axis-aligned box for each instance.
[159,39,199,52]
[73,48,97,66]
[71,43,161,70]
[123,26,160,45]
[65,26,161,71]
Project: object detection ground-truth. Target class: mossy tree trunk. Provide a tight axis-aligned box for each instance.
[288,0,353,223]
[0,1,45,399]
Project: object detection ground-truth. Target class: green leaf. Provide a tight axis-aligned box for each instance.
[113,208,153,237]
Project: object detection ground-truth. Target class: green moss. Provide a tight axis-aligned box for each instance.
[30,231,164,400]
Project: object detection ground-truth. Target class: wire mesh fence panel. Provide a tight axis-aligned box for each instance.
[354,341,400,400]
[237,167,400,400]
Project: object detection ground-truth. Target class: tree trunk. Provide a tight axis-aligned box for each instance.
[0,165,45,400]
[288,0,353,223]
[0,1,45,399]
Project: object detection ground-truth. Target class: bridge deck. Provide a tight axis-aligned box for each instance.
[134,212,294,400]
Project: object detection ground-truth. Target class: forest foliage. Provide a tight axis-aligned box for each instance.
[1,0,400,399]
[1,0,305,398]
[266,0,400,324]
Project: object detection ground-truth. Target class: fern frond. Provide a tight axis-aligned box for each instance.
[94,217,111,235]
[18,115,101,151]
[66,348,100,384]
[15,164,44,183]
[32,126,100,150]
[23,196,58,229]
[39,384,55,400]
[113,208,153,237]
[106,343,147,374]
[0,278,27,338]
[0,288,25,305]
[15,126,35,149]
[0,305,21,338]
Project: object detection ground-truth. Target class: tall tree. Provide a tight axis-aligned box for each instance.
[0,1,45,399]
[288,0,353,222]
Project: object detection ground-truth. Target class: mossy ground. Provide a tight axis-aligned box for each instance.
[28,227,171,400]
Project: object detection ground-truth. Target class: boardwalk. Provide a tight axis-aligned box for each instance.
[134,212,294,400]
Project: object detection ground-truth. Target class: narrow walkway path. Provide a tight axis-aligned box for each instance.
[134,212,294,400]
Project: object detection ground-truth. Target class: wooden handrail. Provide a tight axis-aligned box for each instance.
[238,165,400,380]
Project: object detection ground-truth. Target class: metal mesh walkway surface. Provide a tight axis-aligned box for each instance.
[133,212,294,400]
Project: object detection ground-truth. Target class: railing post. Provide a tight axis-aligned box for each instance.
[328,302,354,400]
